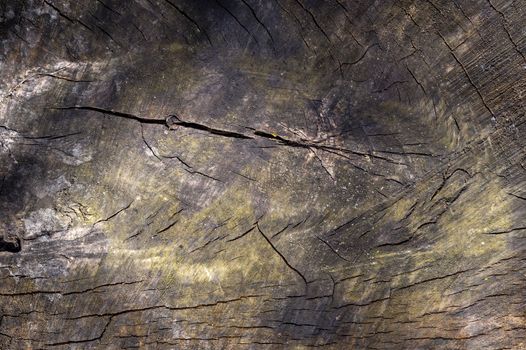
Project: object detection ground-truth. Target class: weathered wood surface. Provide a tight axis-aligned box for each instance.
[1,0,525,348]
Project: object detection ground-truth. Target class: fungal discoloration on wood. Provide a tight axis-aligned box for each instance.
[0,0,525,349]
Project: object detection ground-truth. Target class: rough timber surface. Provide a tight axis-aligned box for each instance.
[0,0,525,349]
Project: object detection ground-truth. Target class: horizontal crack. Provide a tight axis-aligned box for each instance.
[53,106,166,125]
[56,106,403,165]
[167,115,253,139]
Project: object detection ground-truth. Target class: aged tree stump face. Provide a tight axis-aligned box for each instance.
[1,0,525,349]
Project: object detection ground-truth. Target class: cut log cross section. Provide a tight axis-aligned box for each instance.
[0,0,525,349]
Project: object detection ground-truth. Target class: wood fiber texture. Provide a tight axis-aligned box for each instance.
[0,0,525,349]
